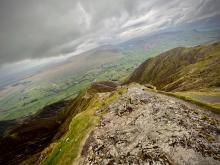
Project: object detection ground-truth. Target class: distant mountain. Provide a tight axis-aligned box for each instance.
[127,42,220,92]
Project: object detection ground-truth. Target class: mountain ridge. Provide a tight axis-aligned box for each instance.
[126,41,220,92]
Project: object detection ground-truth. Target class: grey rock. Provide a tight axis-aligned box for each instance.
[80,84,220,165]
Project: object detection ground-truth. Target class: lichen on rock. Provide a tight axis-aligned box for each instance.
[80,84,220,165]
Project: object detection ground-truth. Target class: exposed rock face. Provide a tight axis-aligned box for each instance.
[80,84,220,165]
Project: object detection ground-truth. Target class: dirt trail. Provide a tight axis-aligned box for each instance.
[192,95,220,104]
[80,84,220,165]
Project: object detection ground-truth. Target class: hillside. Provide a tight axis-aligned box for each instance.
[0,100,72,164]
[0,81,120,164]
[127,42,220,92]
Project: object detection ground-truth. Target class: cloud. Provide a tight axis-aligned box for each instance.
[0,0,220,66]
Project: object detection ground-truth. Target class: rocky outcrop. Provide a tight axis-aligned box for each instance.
[80,84,220,165]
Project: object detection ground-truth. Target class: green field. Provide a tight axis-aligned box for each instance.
[0,51,146,120]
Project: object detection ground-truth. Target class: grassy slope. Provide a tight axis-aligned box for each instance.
[36,84,127,165]
[0,100,74,165]
[128,42,220,91]
[127,42,220,113]
[40,96,101,165]
[1,83,109,164]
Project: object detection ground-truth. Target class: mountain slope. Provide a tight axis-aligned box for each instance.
[0,81,120,165]
[1,42,220,165]
[0,100,72,164]
[127,42,220,92]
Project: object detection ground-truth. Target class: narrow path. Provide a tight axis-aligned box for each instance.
[192,95,220,103]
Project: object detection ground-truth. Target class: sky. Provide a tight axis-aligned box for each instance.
[0,0,220,68]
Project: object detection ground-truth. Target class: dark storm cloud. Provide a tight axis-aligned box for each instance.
[0,0,220,66]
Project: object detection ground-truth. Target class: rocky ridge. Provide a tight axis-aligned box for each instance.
[79,83,220,165]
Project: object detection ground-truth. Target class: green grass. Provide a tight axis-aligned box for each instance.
[39,86,127,165]
[40,97,101,165]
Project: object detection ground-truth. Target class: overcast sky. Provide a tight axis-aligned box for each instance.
[0,0,220,67]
